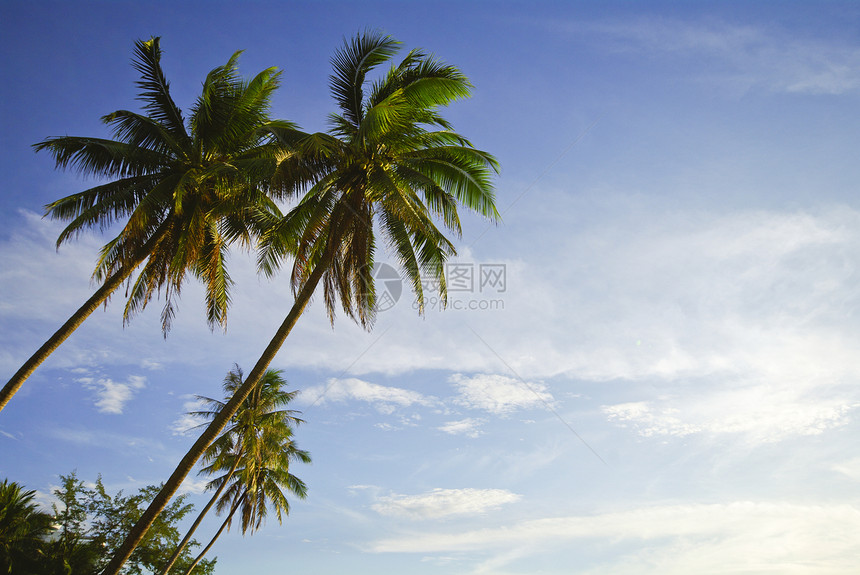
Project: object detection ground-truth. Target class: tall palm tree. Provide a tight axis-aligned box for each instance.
[105,30,499,574]
[0,37,299,413]
[182,424,309,575]
[159,366,307,575]
[0,479,53,574]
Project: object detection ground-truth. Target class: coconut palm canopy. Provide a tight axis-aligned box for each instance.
[4,4,860,575]
[102,30,498,574]
[0,36,307,413]
[159,367,309,575]
[260,31,499,328]
[39,37,293,331]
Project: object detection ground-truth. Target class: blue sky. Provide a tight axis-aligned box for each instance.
[2,1,860,574]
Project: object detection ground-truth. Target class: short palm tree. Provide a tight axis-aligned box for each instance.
[159,366,309,575]
[0,37,298,413]
[0,479,54,574]
[105,30,499,574]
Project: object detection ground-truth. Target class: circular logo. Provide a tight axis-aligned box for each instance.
[370,262,403,312]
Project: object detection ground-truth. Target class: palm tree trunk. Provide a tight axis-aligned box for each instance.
[158,450,242,575]
[182,495,241,575]
[102,260,329,575]
[0,224,169,413]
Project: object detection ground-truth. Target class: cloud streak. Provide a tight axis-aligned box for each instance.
[570,17,860,95]
[372,502,860,573]
[302,377,437,410]
[438,418,486,438]
[372,488,522,520]
[170,397,208,436]
[451,373,554,415]
[603,387,859,443]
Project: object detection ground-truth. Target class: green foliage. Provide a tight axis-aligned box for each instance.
[198,367,311,534]
[261,30,500,327]
[34,36,301,334]
[0,479,53,574]
[0,473,214,575]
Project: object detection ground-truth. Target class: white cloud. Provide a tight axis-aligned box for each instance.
[572,18,860,95]
[139,359,163,370]
[46,427,165,457]
[451,374,554,415]
[80,374,146,414]
[170,397,209,436]
[4,193,860,453]
[371,502,860,574]
[32,489,59,512]
[7,202,859,388]
[438,418,486,438]
[0,212,101,323]
[832,457,860,482]
[603,388,859,444]
[372,488,522,520]
[303,377,437,409]
[178,477,210,495]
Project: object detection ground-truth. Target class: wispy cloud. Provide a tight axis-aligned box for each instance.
[46,427,164,455]
[178,476,210,495]
[372,488,521,520]
[451,374,554,415]
[303,377,437,410]
[6,188,860,453]
[603,388,859,443]
[371,502,860,573]
[832,457,860,482]
[139,359,163,370]
[0,429,18,440]
[170,397,208,436]
[571,18,860,95]
[79,375,146,414]
[438,418,486,438]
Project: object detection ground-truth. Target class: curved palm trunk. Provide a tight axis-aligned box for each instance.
[158,450,243,575]
[103,260,328,575]
[0,225,168,414]
[181,496,242,575]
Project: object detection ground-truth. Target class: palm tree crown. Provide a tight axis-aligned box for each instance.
[199,367,309,530]
[1,37,304,414]
[263,30,500,326]
[37,37,293,331]
[168,367,309,574]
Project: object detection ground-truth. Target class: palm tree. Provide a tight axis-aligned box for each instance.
[0,37,299,413]
[0,479,54,574]
[158,366,309,575]
[104,30,499,574]
[183,432,309,575]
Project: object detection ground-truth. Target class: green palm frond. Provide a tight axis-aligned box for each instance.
[329,31,400,127]
[130,37,190,146]
[47,175,163,245]
[33,136,163,179]
[102,110,186,159]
